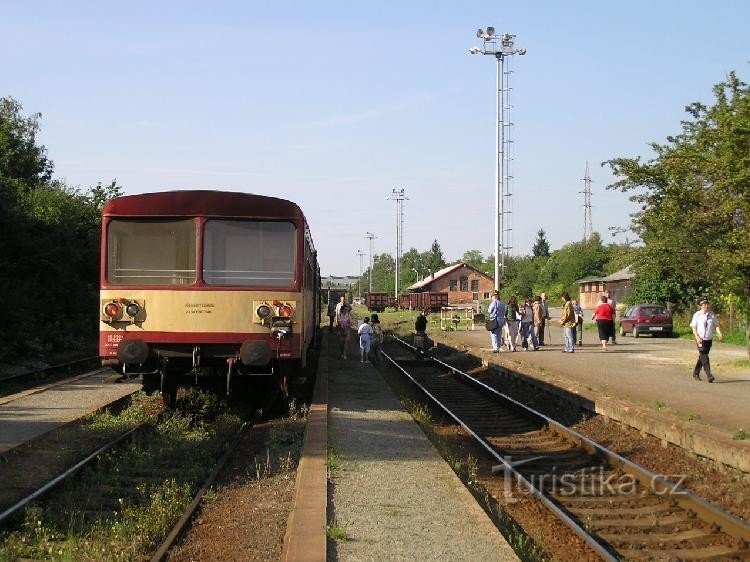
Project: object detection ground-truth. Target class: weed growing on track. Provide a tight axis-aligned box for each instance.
[403,398,432,425]
[0,389,247,561]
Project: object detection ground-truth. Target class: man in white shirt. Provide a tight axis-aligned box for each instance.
[335,295,346,323]
[689,298,723,382]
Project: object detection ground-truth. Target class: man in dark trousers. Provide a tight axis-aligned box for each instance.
[327,298,337,332]
[538,292,550,346]
[690,298,723,382]
[604,289,617,344]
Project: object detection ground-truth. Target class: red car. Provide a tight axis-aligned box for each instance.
[619,304,673,338]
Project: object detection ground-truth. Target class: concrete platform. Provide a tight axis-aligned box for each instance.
[0,371,141,455]
[430,318,750,472]
[326,332,518,561]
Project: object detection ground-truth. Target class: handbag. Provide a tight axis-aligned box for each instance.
[485,318,499,331]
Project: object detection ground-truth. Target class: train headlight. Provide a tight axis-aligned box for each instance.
[256,304,272,319]
[278,304,294,317]
[104,302,122,321]
[125,302,141,318]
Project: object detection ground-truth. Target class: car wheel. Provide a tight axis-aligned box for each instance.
[632,326,639,338]
[619,324,626,336]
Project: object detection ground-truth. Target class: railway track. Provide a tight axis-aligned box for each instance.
[0,356,105,401]
[383,336,750,561]
[0,393,253,561]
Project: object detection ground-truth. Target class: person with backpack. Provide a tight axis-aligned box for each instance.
[487,291,506,353]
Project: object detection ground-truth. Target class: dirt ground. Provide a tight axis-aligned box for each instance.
[167,416,305,562]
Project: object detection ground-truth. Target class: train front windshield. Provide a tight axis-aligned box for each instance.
[106,218,296,286]
[203,220,296,286]
[107,219,197,285]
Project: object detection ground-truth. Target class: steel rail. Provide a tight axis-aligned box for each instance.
[150,421,252,562]
[382,339,618,561]
[423,343,750,542]
[0,424,143,526]
[0,368,111,407]
[390,335,750,545]
[0,356,99,383]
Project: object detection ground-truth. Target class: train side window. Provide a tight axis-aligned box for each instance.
[107,219,196,285]
[203,220,296,286]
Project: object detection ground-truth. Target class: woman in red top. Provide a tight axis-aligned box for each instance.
[593,295,615,351]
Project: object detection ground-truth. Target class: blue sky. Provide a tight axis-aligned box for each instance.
[3,1,748,276]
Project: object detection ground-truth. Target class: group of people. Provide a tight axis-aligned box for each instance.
[329,290,724,384]
[487,291,551,353]
[488,290,617,353]
[326,295,383,362]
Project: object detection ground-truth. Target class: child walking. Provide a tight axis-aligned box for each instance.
[358,316,373,363]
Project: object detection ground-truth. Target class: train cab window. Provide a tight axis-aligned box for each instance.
[107,219,196,285]
[203,220,296,286]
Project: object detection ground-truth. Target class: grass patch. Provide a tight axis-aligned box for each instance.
[733,429,748,441]
[0,389,247,561]
[734,358,750,369]
[326,447,343,476]
[687,412,701,422]
[326,521,349,541]
[655,400,667,411]
[403,398,432,425]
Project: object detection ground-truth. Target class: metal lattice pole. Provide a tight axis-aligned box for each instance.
[470,29,525,290]
[581,162,594,240]
[356,249,364,299]
[364,232,376,292]
[387,188,408,299]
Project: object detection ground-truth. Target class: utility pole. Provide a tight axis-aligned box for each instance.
[386,188,408,299]
[581,162,593,240]
[364,231,376,292]
[356,249,365,300]
[470,28,526,290]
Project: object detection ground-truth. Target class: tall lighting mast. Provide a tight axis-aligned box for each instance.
[581,162,594,240]
[386,188,408,299]
[470,28,526,290]
[364,231,376,292]
[356,249,365,299]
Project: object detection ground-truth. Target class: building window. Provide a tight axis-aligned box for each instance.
[483,292,490,299]
[449,279,457,291]
[470,279,479,291]
[472,292,479,300]
[460,276,468,291]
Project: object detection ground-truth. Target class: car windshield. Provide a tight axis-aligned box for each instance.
[640,306,667,316]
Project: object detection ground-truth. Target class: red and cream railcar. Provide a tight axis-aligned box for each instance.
[99,190,320,406]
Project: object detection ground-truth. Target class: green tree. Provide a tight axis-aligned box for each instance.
[606,72,750,355]
[536,234,609,297]
[0,97,123,360]
[423,240,447,274]
[370,253,395,295]
[532,229,551,258]
[461,249,487,271]
[400,248,423,287]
